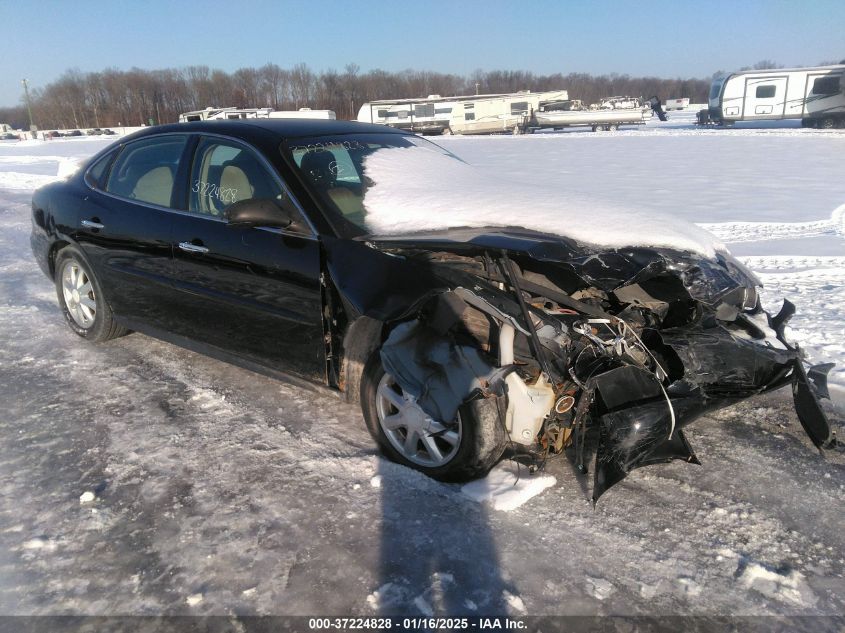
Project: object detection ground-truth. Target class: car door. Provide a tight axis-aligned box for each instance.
[76,134,190,327]
[168,135,325,382]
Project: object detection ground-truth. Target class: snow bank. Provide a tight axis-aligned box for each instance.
[460,461,556,511]
[362,147,724,256]
[0,172,61,190]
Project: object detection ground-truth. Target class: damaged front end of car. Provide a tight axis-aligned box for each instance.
[325,228,836,501]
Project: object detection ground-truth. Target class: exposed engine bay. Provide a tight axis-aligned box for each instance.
[325,228,836,501]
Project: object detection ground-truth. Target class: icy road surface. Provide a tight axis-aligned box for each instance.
[0,125,843,623]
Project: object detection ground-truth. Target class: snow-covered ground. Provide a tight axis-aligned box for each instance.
[0,121,843,624]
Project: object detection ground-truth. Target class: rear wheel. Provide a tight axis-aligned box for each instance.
[54,246,126,342]
[819,117,836,129]
[360,351,507,481]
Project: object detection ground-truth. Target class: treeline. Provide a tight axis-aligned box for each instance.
[3,64,715,130]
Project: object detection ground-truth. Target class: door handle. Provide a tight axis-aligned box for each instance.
[178,241,209,254]
[81,219,105,229]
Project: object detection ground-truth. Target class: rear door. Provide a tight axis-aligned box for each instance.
[743,76,788,118]
[76,134,189,326]
[168,135,326,381]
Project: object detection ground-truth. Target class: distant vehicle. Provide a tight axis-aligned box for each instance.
[29,119,835,500]
[357,90,570,135]
[664,98,690,111]
[0,132,19,140]
[102,129,116,135]
[702,64,845,128]
[86,129,103,136]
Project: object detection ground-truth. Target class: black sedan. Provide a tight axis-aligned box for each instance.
[30,119,835,501]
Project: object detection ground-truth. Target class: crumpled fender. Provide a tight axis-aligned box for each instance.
[322,236,446,322]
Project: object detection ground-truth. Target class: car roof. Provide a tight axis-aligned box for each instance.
[135,118,410,142]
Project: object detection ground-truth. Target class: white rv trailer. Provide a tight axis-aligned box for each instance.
[179,107,336,122]
[357,90,569,135]
[356,95,457,134]
[705,65,845,128]
[267,108,336,120]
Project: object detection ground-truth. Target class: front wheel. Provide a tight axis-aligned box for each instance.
[360,352,507,481]
[54,246,127,342]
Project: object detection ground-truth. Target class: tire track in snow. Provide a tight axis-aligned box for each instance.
[698,204,845,244]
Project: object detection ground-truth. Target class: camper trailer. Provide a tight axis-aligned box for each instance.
[704,65,845,128]
[179,107,336,123]
[447,91,569,135]
[356,96,458,134]
[357,90,569,135]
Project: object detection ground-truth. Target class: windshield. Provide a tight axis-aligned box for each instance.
[284,131,723,257]
[709,79,725,102]
[284,133,460,238]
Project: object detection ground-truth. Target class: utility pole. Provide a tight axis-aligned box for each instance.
[475,82,480,95]
[21,78,35,134]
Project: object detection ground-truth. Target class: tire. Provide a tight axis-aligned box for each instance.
[819,117,836,130]
[360,351,507,482]
[607,124,619,132]
[54,246,127,342]
[441,127,452,136]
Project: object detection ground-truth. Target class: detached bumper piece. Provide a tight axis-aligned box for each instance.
[792,361,836,450]
[591,366,705,503]
[591,359,837,503]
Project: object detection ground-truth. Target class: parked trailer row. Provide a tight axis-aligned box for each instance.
[357,91,654,135]
[701,64,845,128]
[356,90,569,135]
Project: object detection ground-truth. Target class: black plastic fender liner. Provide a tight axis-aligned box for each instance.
[379,319,501,424]
[792,361,836,450]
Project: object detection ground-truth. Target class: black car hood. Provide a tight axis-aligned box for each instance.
[323,226,758,322]
[364,226,757,295]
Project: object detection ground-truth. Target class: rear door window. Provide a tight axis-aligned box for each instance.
[105,135,188,207]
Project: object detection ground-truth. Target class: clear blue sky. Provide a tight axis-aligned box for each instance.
[1,0,843,107]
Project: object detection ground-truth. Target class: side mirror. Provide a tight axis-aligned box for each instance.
[225,198,293,229]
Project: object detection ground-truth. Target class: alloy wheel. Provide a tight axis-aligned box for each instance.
[375,373,462,467]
